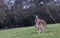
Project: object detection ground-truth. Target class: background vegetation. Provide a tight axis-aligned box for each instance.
[0,0,60,29]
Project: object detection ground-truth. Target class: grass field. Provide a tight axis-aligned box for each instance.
[0,23,60,38]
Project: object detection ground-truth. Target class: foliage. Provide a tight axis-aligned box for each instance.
[0,0,60,28]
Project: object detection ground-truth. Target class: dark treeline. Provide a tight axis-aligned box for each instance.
[0,0,60,29]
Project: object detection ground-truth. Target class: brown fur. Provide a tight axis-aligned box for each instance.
[35,15,47,33]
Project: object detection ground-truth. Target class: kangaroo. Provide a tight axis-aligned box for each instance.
[35,15,47,33]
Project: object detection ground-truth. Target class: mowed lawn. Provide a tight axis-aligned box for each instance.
[0,23,60,38]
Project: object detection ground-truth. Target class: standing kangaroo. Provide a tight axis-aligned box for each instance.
[35,15,47,33]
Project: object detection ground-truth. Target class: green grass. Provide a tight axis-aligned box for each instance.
[0,23,60,38]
